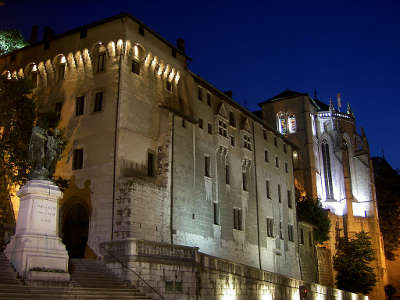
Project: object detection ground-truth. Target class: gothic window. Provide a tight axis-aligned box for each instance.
[277,112,296,134]
[267,218,274,237]
[233,208,242,230]
[288,114,296,133]
[218,120,228,138]
[277,113,287,134]
[321,141,334,199]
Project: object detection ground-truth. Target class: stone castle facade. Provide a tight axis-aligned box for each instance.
[0,13,385,299]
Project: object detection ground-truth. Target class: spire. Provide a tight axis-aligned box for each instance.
[337,93,341,112]
[329,97,335,112]
[347,102,354,118]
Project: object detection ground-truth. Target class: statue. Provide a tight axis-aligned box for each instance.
[29,126,63,180]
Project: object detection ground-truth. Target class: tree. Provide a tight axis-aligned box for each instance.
[0,30,28,55]
[333,231,376,294]
[296,196,331,243]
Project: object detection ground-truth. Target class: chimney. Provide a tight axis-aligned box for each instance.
[177,38,185,53]
[43,26,55,41]
[224,90,233,98]
[29,25,39,44]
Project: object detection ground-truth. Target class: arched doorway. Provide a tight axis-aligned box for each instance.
[62,203,89,258]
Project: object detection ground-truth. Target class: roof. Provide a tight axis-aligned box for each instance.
[0,12,192,61]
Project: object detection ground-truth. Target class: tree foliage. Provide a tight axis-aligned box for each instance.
[296,196,331,243]
[0,30,28,55]
[372,157,400,260]
[333,231,376,295]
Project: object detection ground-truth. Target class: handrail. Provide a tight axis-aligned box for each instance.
[100,244,164,300]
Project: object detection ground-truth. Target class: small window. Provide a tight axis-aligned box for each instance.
[263,130,267,140]
[267,218,274,237]
[147,152,155,177]
[139,26,145,36]
[285,162,288,173]
[97,53,106,72]
[278,184,281,203]
[76,96,85,116]
[204,156,210,177]
[213,202,219,225]
[266,180,271,199]
[225,164,230,185]
[288,224,294,242]
[279,222,283,239]
[94,92,103,112]
[208,123,212,134]
[198,87,203,101]
[198,118,203,129]
[275,157,279,168]
[166,80,172,92]
[72,148,83,170]
[233,208,242,230]
[55,102,62,117]
[132,60,140,75]
[80,28,87,39]
[218,120,228,137]
[230,136,235,146]
[229,112,236,127]
[288,190,292,208]
[299,228,304,244]
[264,150,269,162]
[242,172,248,191]
[182,119,186,128]
[207,94,211,106]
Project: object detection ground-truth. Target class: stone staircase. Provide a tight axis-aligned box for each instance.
[0,252,153,299]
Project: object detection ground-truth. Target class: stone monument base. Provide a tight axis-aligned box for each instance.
[4,180,69,281]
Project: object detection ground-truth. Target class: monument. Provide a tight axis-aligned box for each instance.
[5,126,70,282]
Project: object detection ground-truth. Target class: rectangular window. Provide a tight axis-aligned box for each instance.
[275,157,279,168]
[213,202,219,225]
[264,150,269,162]
[242,172,248,191]
[233,208,242,230]
[243,135,251,150]
[205,156,210,177]
[207,93,211,106]
[147,152,155,177]
[75,96,85,116]
[230,136,235,146]
[97,53,105,72]
[299,228,304,244]
[288,190,292,208]
[285,162,288,173]
[208,123,212,134]
[225,164,230,185]
[72,148,83,170]
[198,87,203,101]
[278,184,281,203]
[198,118,203,129]
[94,92,103,112]
[267,218,274,237]
[279,222,283,239]
[132,60,140,75]
[288,224,294,242]
[218,120,227,137]
[266,180,271,199]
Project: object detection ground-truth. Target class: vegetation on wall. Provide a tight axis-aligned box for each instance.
[0,30,28,55]
[296,196,331,243]
[333,231,376,294]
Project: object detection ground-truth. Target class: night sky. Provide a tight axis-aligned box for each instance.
[1,0,399,169]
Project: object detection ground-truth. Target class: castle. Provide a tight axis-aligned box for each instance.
[0,13,386,299]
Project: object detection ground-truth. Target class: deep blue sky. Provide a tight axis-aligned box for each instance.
[1,0,399,169]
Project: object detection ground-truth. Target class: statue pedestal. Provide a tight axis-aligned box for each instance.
[5,180,70,281]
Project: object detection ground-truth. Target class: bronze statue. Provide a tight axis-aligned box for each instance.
[29,126,63,180]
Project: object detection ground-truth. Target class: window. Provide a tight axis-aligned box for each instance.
[279,222,283,239]
[97,53,106,72]
[182,119,186,128]
[225,164,230,185]
[267,218,274,237]
[288,114,296,133]
[147,152,155,177]
[198,118,203,129]
[132,60,140,75]
[229,112,236,127]
[283,144,287,153]
[75,96,85,116]
[264,150,269,162]
[207,94,211,106]
[208,123,212,134]
[139,26,145,36]
[72,148,83,170]
[278,113,287,134]
[288,224,294,242]
[166,80,172,92]
[57,64,65,82]
[288,190,292,208]
[55,102,62,118]
[204,156,210,177]
[308,231,313,247]
[218,120,227,137]
[198,87,203,101]
[321,142,333,199]
[233,208,242,230]
[266,180,271,199]
[230,136,235,146]
[285,162,288,173]
[242,172,248,191]
[299,228,304,244]
[243,135,251,150]
[275,157,279,168]
[94,91,103,112]
[213,202,220,225]
[80,28,87,39]
[263,130,267,140]
[278,184,281,203]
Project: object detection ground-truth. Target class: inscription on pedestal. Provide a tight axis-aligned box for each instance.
[33,199,57,235]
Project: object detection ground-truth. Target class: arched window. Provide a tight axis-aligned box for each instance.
[92,44,107,73]
[288,114,296,133]
[321,141,333,199]
[277,113,287,134]
[54,55,66,82]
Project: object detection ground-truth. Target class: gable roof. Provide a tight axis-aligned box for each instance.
[258,89,308,106]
